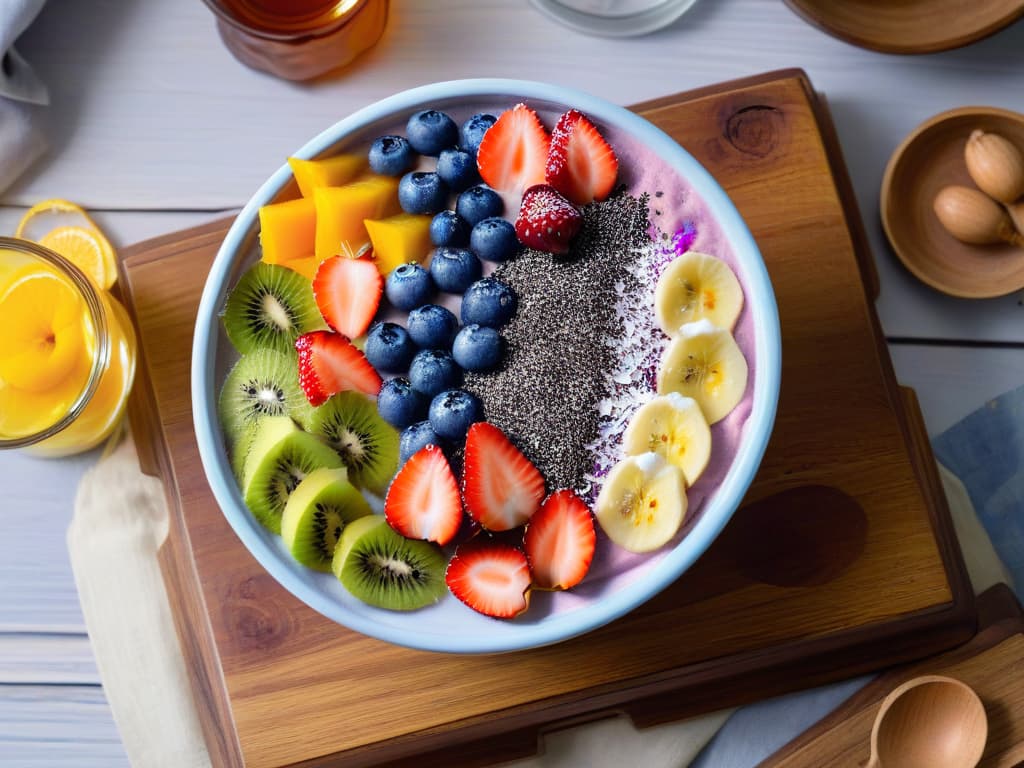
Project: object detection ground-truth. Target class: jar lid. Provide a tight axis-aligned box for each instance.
[529,0,699,37]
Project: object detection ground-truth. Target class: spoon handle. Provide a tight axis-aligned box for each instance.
[865,757,880,768]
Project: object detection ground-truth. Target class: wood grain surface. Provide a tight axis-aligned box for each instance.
[782,0,1024,54]
[760,584,1024,768]
[119,71,975,768]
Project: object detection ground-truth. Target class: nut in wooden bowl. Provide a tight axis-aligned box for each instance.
[881,106,1024,299]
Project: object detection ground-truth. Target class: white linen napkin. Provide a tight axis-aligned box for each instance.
[0,0,48,193]
[67,431,1005,768]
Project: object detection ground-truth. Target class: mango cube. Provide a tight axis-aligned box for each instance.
[259,197,316,266]
[314,177,401,261]
[364,213,434,275]
[280,255,322,281]
[288,154,367,198]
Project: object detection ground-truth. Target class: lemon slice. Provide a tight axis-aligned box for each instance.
[0,269,87,392]
[15,199,118,289]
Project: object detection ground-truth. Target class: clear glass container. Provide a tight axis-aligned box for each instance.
[201,0,390,81]
[530,0,698,37]
[0,237,137,457]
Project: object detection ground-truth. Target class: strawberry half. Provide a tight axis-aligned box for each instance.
[524,490,596,590]
[545,109,619,205]
[445,541,531,619]
[514,184,582,255]
[312,252,383,339]
[476,103,550,196]
[384,445,462,546]
[462,422,545,531]
[295,330,382,406]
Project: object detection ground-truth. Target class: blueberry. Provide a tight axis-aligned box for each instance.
[452,324,503,372]
[460,278,517,328]
[428,388,482,441]
[407,304,459,349]
[430,210,470,247]
[436,148,480,192]
[398,171,449,215]
[368,135,415,176]
[408,349,462,399]
[428,247,482,293]
[400,420,443,464]
[364,321,417,374]
[470,217,520,262]
[406,109,459,156]
[456,185,504,225]
[460,113,497,156]
[377,377,426,429]
[385,263,434,311]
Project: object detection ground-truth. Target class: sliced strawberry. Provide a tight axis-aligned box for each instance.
[312,252,383,339]
[295,330,382,406]
[545,109,619,205]
[524,490,596,590]
[514,184,583,255]
[476,103,550,196]
[462,422,545,531]
[445,541,531,619]
[384,445,462,546]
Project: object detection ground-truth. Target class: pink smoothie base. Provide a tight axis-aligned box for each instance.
[500,116,757,618]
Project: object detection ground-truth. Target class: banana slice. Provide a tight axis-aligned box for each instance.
[656,319,748,425]
[655,251,743,334]
[595,453,687,553]
[622,393,711,487]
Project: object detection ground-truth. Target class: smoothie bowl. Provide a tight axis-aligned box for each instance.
[192,79,780,653]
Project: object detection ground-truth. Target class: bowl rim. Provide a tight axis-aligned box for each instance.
[191,78,781,654]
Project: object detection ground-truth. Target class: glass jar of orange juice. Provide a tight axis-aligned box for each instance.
[0,237,136,457]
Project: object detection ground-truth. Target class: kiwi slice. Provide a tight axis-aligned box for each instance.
[332,516,446,611]
[307,392,399,496]
[281,467,372,572]
[230,419,260,483]
[219,349,309,446]
[222,262,322,355]
[243,416,343,533]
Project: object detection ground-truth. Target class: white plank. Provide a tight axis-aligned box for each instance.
[0,634,98,685]
[0,207,230,251]
[4,1,1022,342]
[0,686,127,767]
[890,344,1024,437]
[0,447,98,632]
[2,0,1021,211]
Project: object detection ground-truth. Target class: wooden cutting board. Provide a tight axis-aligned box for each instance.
[119,69,975,768]
[760,583,1024,767]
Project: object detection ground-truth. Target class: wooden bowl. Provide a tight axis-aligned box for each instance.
[881,107,1024,299]
[784,0,1024,54]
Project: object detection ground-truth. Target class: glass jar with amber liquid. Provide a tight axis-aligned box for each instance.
[202,0,390,81]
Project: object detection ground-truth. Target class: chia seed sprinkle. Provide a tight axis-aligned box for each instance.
[463,192,654,495]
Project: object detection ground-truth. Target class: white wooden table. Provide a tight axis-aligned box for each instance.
[1,0,1022,763]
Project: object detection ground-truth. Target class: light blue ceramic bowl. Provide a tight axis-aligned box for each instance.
[192,79,781,654]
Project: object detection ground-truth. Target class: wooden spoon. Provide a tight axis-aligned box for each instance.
[867,675,987,768]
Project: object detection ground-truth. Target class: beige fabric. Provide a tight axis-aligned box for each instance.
[66,435,1005,768]
[67,434,212,768]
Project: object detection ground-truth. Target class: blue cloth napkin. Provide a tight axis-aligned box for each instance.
[691,383,1024,768]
